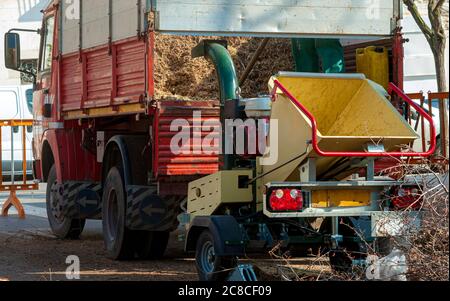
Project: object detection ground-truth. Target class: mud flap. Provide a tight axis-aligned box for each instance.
[125,185,181,232]
[186,216,245,257]
[62,182,102,219]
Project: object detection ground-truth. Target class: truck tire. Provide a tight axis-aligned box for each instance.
[46,165,86,239]
[195,230,237,281]
[135,231,170,259]
[102,166,135,260]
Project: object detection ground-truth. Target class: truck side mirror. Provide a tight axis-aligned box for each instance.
[4,32,21,70]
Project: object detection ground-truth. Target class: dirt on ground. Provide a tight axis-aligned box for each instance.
[0,230,196,281]
[0,228,330,281]
[154,35,294,100]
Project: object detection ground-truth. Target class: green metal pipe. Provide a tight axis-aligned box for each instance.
[192,40,239,103]
[192,40,240,170]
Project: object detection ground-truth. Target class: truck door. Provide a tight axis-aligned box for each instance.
[33,13,56,167]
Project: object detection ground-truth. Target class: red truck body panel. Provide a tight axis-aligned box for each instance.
[60,37,147,112]
[154,101,220,177]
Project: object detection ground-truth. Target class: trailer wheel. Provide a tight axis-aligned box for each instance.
[195,230,237,281]
[102,166,135,260]
[375,237,394,257]
[135,231,170,259]
[46,165,85,239]
[329,250,353,273]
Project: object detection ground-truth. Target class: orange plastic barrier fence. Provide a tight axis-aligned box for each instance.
[0,120,38,219]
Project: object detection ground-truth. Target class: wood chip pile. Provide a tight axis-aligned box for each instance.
[153,35,294,100]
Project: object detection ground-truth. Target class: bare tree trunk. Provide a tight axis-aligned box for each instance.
[431,45,449,157]
[432,44,448,93]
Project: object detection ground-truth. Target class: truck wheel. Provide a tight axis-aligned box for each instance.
[102,166,135,260]
[195,230,237,281]
[135,231,170,259]
[46,165,86,239]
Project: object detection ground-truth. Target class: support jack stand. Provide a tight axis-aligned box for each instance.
[1,190,25,219]
[227,264,258,281]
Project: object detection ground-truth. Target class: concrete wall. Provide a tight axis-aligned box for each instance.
[0,0,51,86]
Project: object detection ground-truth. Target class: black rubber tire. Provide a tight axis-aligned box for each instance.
[375,237,394,257]
[46,165,85,239]
[329,250,353,273]
[135,231,170,259]
[102,166,135,260]
[195,230,237,281]
[319,217,366,273]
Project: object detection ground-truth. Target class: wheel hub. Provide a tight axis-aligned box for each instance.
[200,241,216,273]
[106,189,119,241]
[50,182,65,223]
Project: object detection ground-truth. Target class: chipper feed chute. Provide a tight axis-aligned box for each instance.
[262,73,418,183]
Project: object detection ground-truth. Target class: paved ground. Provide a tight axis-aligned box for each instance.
[0,185,199,281]
[0,185,329,281]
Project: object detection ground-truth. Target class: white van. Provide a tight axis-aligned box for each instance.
[0,85,33,183]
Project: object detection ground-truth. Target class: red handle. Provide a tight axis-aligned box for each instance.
[271,80,436,158]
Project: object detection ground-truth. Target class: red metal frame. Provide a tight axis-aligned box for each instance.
[271,79,436,158]
[406,92,426,152]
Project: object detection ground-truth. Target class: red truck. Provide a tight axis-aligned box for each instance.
[5,0,432,280]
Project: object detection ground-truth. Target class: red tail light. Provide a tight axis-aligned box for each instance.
[269,188,303,211]
[392,187,422,210]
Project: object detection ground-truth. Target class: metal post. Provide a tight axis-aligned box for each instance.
[0,127,2,186]
[10,127,14,185]
[300,158,316,182]
[331,216,339,236]
[22,126,27,184]
[367,158,375,181]
[330,216,342,249]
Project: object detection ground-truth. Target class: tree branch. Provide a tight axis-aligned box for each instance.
[403,0,434,41]
[429,0,447,40]
[433,0,446,12]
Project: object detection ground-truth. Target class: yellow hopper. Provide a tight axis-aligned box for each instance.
[262,72,418,182]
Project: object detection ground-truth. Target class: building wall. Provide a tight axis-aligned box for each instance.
[0,0,50,86]
[402,3,450,93]
[0,1,448,91]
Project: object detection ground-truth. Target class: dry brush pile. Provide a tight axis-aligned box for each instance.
[257,159,449,281]
[394,161,449,281]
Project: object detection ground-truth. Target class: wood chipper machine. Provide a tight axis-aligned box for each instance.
[184,70,435,280]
